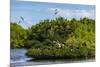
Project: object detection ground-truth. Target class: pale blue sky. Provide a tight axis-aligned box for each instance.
[11,0,95,28]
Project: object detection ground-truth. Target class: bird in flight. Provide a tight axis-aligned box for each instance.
[18,16,24,24]
[20,16,24,22]
[54,9,59,15]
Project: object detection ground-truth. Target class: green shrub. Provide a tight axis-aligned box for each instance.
[11,17,95,59]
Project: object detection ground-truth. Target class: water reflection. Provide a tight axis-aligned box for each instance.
[10,49,95,67]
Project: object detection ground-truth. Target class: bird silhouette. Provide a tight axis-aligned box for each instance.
[54,9,59,15]
[18,16,24,24]
[20,16,24,22]
[19,16,30,27]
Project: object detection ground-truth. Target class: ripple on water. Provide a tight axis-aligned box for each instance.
[10,49,95,67]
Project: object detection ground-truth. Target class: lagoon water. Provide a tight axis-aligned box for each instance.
[10,49,95,67]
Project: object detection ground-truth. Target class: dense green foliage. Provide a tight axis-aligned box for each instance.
[26,47,94,59]
[11,17,95,59]
[25,17,74,48]
[11,23,27,48]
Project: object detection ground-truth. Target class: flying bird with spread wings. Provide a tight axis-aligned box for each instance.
[18,16,24,24]
[20,16,24,22]
[54,9,59,15]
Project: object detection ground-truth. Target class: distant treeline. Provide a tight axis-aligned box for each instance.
[11,17,95,59]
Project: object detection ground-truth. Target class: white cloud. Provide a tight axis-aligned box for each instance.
[48,8,95,19]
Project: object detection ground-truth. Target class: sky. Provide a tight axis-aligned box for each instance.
[11,0,95,28]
